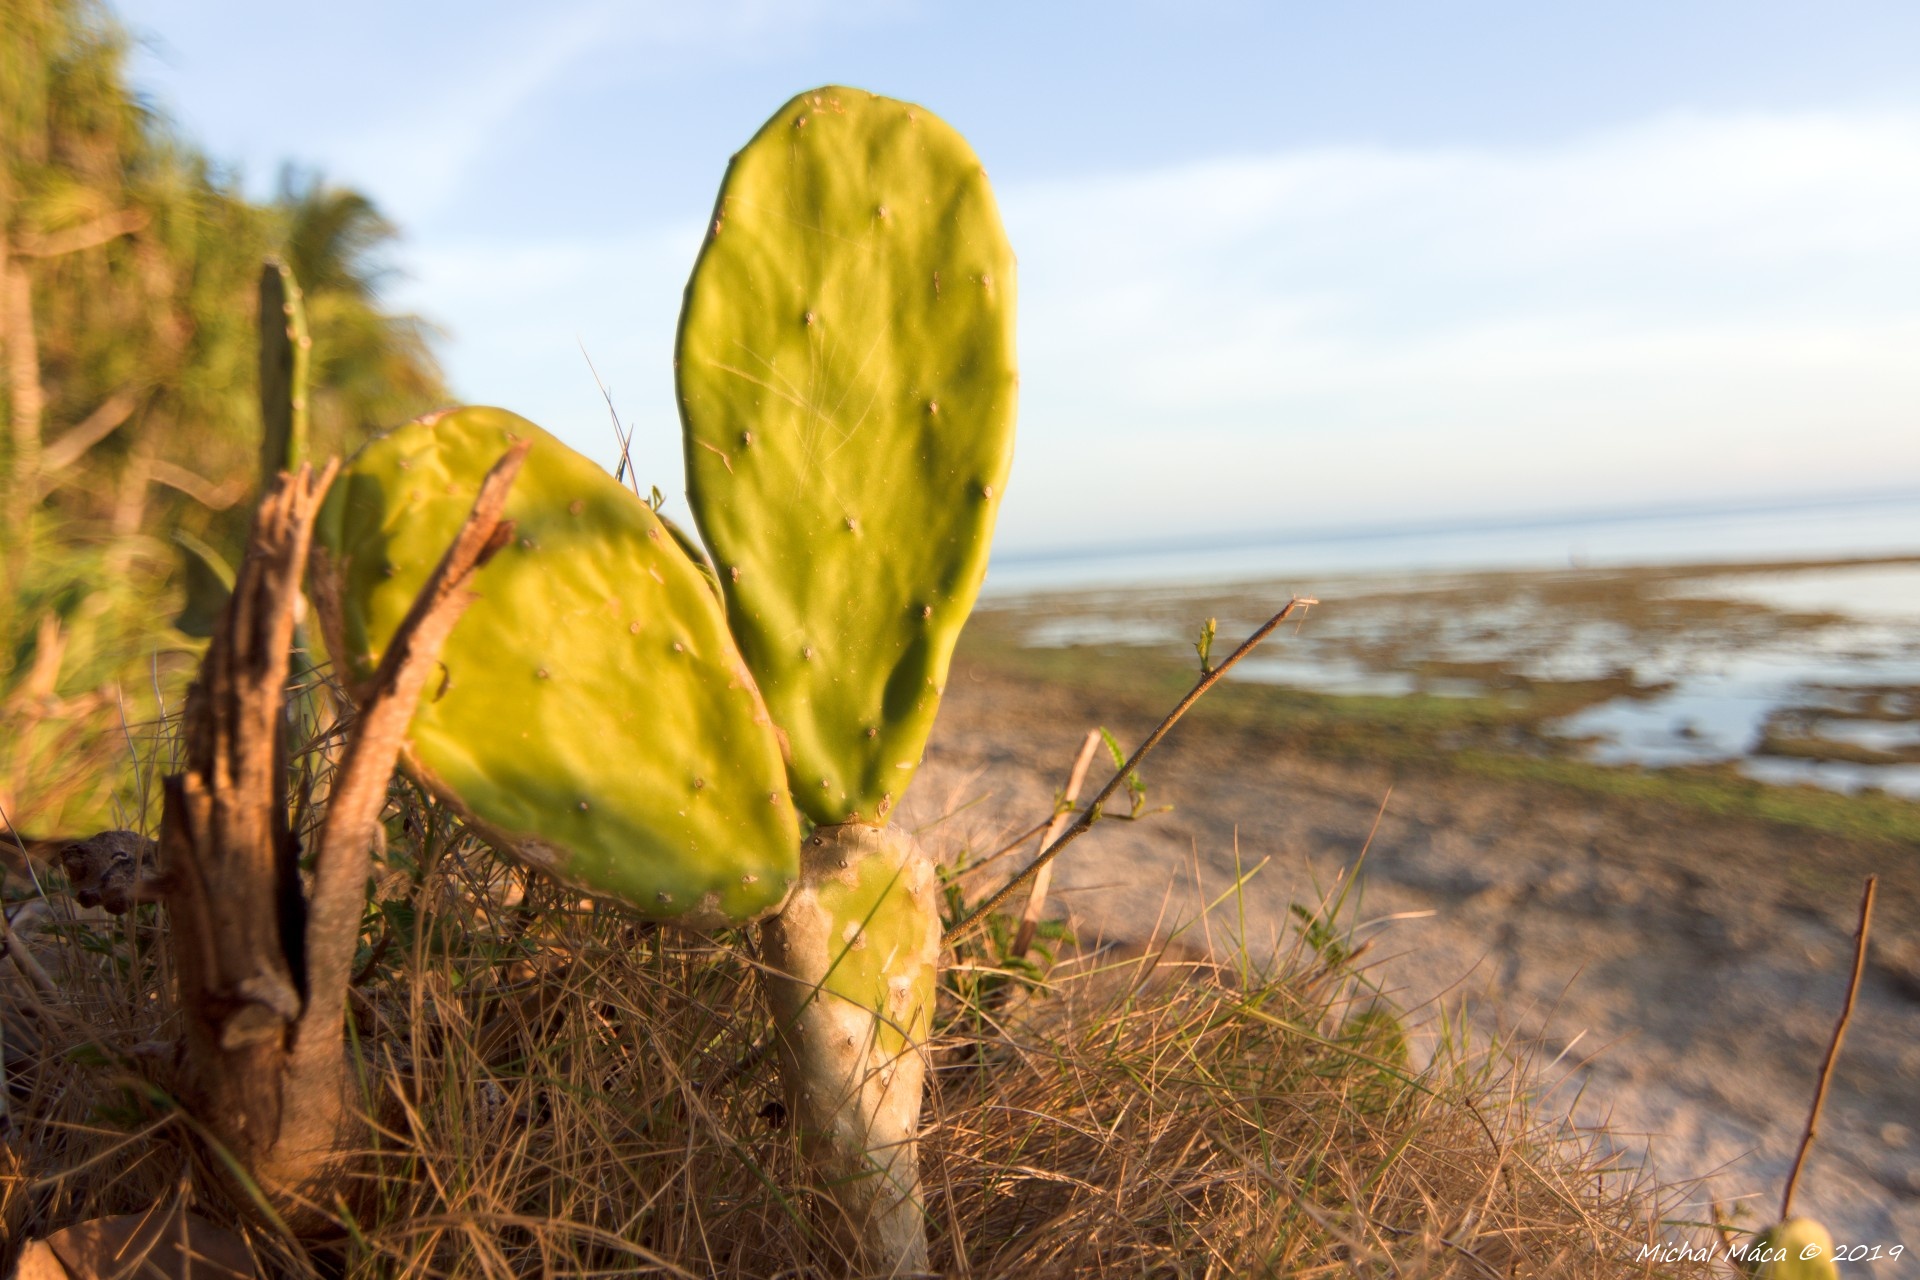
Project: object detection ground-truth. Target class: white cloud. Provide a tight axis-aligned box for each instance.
[995,110,1920,548]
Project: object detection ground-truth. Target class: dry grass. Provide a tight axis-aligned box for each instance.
[0,693,1721,1278]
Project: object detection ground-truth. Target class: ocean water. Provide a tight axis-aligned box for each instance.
[984,492,1920,596]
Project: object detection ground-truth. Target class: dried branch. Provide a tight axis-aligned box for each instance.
[12,208,150,258]
[39,384,142,473]
[293,440,527,1057]
[164,461,339,1063]
[946,597,1315,944]
[1781,874,1876,1220]
[1011,728,1103,959]
[149,458,249,510]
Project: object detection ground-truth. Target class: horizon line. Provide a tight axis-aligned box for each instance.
[992,484,1920,567]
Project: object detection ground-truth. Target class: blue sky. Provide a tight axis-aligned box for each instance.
[118,1,1920,553]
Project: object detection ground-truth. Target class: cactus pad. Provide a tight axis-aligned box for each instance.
[1745,1219,1839,1279]
[258,259,311,479]
[315,406,800,927]
[677,86,1017,825]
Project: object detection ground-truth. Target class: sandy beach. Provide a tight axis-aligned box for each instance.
[910,568,1920,1271]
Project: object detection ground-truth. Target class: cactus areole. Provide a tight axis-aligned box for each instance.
[315,407,801,927]
[677,85,1018,827]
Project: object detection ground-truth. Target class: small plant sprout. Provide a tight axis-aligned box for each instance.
[1195,615,1218,674]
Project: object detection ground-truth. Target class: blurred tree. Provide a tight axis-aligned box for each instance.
[0,0,447,836]
[277,166,446,463]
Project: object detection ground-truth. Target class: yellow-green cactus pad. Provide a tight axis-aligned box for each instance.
[1743,1219,1839,1279]
[315,406,800,927]
[677,86,1017,826]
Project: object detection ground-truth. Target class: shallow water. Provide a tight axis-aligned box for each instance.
[1658,562,1920,622]
[1010,556,1920,797]
[1556,567,1920,793]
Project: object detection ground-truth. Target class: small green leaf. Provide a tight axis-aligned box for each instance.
[1095,727,1159,820]
[1195,616,1217,674]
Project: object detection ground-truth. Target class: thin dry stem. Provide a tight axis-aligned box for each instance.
[297,439,526,1057]
[948,596,1316,943]
[1012,728,1102,960]
[1779,873,1876,1220]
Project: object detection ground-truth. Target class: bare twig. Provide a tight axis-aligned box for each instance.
[1011,728,1103,959]
[13,207,149,258]
[1781,874,1876,1220]
[39,384,141,474]
[946,597,1315,944]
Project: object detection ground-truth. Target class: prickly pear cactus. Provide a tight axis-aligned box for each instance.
[677,85,1017,825]
[258,258,311,479]
[315,406,800,926]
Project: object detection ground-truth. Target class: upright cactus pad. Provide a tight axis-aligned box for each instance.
[258,259,311,479]
[315,407,800,927]
[677,86,1018,826]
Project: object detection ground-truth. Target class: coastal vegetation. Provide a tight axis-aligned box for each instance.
[0,2,1885,1275]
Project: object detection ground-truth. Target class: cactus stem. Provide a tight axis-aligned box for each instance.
[762,822,939,1273]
